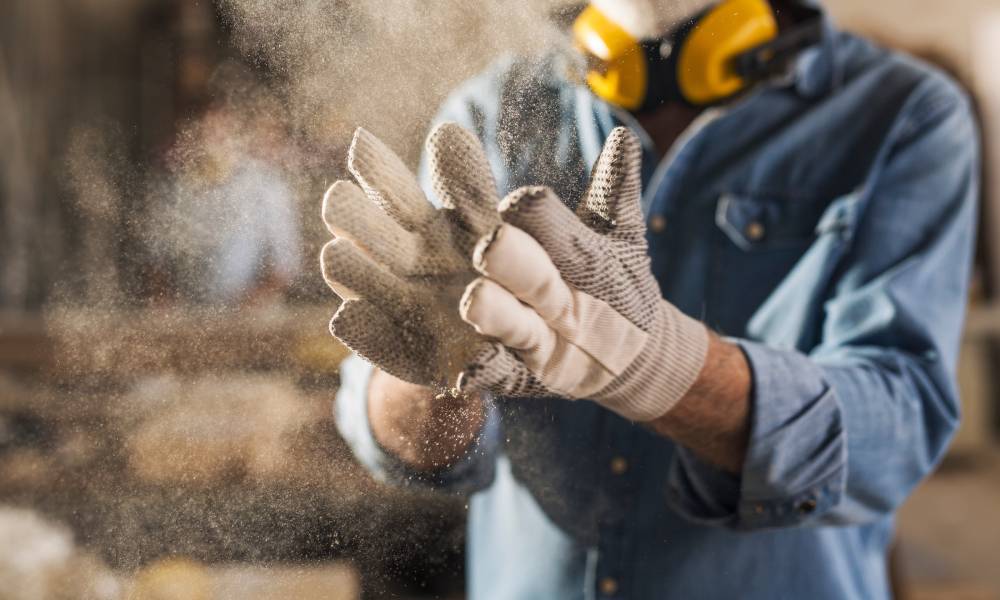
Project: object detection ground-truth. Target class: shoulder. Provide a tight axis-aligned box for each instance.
[827,35,978,254]
[428,53,589,197]
[834,31,975,138]
[443,53,570,106]
[435,53,575,136]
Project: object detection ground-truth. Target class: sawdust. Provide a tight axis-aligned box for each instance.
[0,507,120,600]
[124,374,319,485]
[219,0,569,163]
[4,1,583,596]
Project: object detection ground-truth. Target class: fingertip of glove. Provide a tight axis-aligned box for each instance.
[471,224,504,274]
[322,180,360,229]
[498,185,552,216]
[346,127,386,180]
[455,366,479,394]
[427,121,475,149]
[328,299,355,336]
[328,309,342,338]
[601,127,642,172]
[346,127,435,229]
[349,126,374,152]
[329,298,381,339]
[459,276,487,323]
[455,342,501,393]
[583,127,643,230]
[319,237,342,269]
[319,239,360,299]
[426,121,499,218]
[606,126,641,152]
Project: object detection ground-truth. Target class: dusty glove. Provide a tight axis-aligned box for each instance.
[321,123,500,389]
[458,126,709,421]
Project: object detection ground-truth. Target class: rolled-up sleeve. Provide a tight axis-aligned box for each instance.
[668,75,979,528]
[668,343,845,528]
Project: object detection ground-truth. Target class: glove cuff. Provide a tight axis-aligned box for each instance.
[595,300,709,421]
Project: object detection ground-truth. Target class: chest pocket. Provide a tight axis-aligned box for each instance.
[709,191,854,336]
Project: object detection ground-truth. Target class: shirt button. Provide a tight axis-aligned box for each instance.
[745,221,766,241]
[798,498,817,514]
[609,456,628,475]
[599,577,619,596]
[649,214,667,233]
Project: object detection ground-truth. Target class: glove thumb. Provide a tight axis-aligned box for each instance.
[578,126,645,243]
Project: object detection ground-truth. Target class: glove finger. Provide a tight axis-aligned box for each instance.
[578,126,645,242]
[331,300,439,385]
[458,341,550,397]
[321,238,414,314]
[460,277,558,353]
[348,127,435,230]
[497,186,615,292]
[498,185,597,253]
[461,274,632,399]
[322,180,420,275]
[471,224,572,323]
[425,122,501,250]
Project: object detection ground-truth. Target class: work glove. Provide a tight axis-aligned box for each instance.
[459,126,709,421]
[320,124,500,389]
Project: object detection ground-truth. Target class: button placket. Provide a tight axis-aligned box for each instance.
[595,424,639,600]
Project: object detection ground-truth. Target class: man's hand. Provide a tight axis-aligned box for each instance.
[325,123,751,474]
[367,369,486,471]
[458,127,709,421]
[320,124,501,390]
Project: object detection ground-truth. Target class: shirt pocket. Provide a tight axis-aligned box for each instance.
[709,191,861,335]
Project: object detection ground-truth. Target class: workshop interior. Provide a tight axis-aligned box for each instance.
[1,0,999,598]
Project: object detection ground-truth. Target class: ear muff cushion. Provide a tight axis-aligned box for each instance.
[677,0,778,105]
[573,5,648,111]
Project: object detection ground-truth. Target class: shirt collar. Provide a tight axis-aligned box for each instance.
[788,12,840,99]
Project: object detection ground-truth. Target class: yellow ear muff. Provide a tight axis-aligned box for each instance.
[572,5,647,111]
[677,0,779,105]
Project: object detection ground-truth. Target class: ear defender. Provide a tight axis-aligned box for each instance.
[572,4,649,111]
[676,0,778,105]
[574,0,792,111]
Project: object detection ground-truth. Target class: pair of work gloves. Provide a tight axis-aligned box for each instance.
[321,123,708,422]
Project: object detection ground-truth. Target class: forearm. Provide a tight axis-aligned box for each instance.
[368,369,486,471]
[648,333,751,474]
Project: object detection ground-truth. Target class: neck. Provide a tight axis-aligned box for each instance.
[634,102,703,158]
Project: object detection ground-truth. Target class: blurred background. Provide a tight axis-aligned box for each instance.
[0,0,998,598]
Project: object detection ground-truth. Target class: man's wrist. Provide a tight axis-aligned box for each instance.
[368,369,486,471]
[593,300,709,422]
[647,334,752,474]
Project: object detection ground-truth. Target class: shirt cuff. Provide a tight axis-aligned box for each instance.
[667,340,846,529]
[334,354,499,494]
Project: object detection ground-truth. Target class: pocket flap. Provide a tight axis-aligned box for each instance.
[815,189,864,239]
[716,189,863,251]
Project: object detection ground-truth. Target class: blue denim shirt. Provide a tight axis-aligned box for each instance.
[335,13,979,600]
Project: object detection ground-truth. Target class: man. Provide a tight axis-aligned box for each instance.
[324,0,979,597]
[149,103,302,305]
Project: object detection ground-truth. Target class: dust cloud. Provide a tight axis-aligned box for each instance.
[220,0,570,162]
[3,1,578,597]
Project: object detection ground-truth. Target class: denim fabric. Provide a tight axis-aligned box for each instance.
[335,12,979,599]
